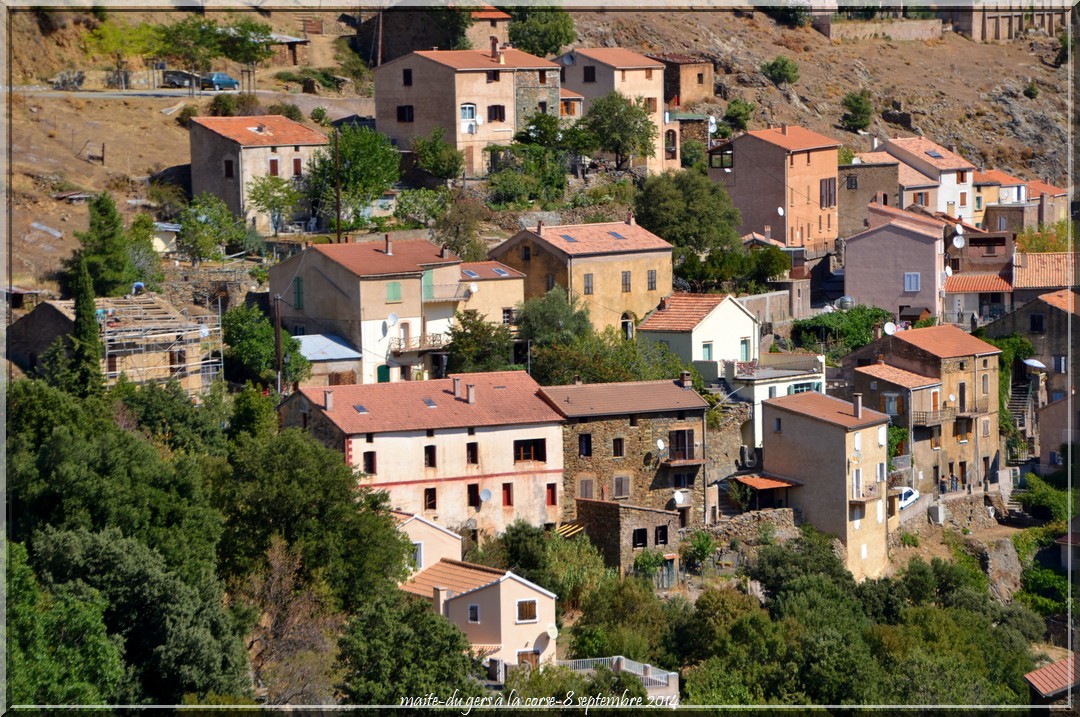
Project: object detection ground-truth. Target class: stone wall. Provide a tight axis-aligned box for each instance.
[704,507,801,547]
[514,71,560,134]
[159,263,255,313]
[814,17,942,41]
[576,498,682,574]
[889,493,999,547]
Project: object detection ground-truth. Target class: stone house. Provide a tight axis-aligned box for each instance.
[559,87,584,120]
[637,292,760,379]
[188,115,328,234]
[761,392,897,581]
[393,509,464,573]
[294,333,364,387]
[1011,252,1077,308]
[1035,390,1074,475]
[837,159,900,239]
[488,216,673,335]
[268,32,310,67]
[554,47,680,173]
[354,6,510,66]
[538,376,709,526]
[279,371,565,541]
[646,52,714,107]
[464,6,512,50]
[575,498,682,576]
[708,124,841,255]
[374,46,559,177]
[843,325,1003,492]
[1026,179,1069,225]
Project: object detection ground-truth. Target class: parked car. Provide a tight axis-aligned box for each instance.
[162,70,199,88]
[898,487,921,511]
[200,72,240,91]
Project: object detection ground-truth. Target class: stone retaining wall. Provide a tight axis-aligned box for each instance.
[889,494,999,547]
[704,507,801,548]
[813,17,942,41]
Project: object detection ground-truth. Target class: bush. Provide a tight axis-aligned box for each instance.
[266,102,303,122]
[680,139,706,169]
[900,531,920,548]
[764,3,811,27]
[840,90,873,131]
[310,106,329,125]
[1023,82,1039,100]
[487,170,536,207]
[724,98,754,130]
[236,93,262,116]
[208,93,238,117]
[761,55,800,86]
[176,104,199,128]
[632,549,667,578]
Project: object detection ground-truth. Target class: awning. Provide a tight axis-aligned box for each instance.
[471,644,502,658]
[733,475,801,490]
[555,521,584,538]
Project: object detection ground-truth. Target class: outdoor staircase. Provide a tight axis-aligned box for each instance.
[715,488,742,521]
[1008,383,1031,430]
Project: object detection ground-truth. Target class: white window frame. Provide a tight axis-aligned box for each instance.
[876,462,886,483]
[460,103,477,120]
[878,425,887,446]
[903,272,921,292]
[515,599,539,624]
[852,468,862,499]
[854,432,862,452]
[412,542,423,570]
[468,604,480,623]
[884,394,899,416]
[702,342,713,361]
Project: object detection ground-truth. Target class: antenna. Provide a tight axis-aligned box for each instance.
[479,488,492,503]
[656,438,666,452]
[952,234,966,249]
[562,54,574,65]
[387,312,399,327]
[883,321,897,335]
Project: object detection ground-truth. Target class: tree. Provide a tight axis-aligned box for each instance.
[431,190,491,261]
[580,91,659,170]
[724,97,754,130]
[514,111,563,148]
[764,3,812,27]
[446,309,515,374]
[508,8,576,57]
[176,193,246,264]
[71,192,136,297]
[530,327,690,387]
[155,16,222,95]
[634,168,742,258]
[515,286,592,348]
[70,257,104,397]
[126,213,164,288]
[412,126,465,180]
[571,577,669,663]
[221,304,310,386]
[219,17,273,94]
[246,175,302,236]
[393,188,450,228]
[841,89,874,131]
[761,55,799,86]
[305,126,401,231]
[337,589,485,704]
[1054,30,1072,67]
[680,138,706,169]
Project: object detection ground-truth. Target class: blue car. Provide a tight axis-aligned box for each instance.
[200,72,240,91]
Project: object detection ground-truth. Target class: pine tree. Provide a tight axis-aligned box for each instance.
[73,192,137,296]
[70,258,104,397]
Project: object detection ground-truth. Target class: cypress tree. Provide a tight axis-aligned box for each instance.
[70,258,104,397]
[74,192,137,296]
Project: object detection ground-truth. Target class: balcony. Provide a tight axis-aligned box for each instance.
[422,283,470,303]
[849,483,882,504]
[390,333,447,354]
[955,399,989,417]
[912,408,954,426]
[661,448,704,468]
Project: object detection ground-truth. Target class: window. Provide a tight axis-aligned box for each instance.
[402,68,412,86]
[426,429,435,438]
[878,425,888,446]
[583,66,596,83]
[396,105,414,122]
[644,97,658,114]
[386,281,401,303]
[538,101,547,114]
[1055,355,1068,373]
[546,483,557,506]
[545,273,556,291]
[578,478,594,499]
[468,604,480,623]
[957,170,968,183]
[467,483,480,508]
[1030,313,1045,333]
[982,418,990,437]
[293,277,304,309]
[612,437,625,457]
[487,70,500,83]
[903,272,921,292]
[579,433,592,457]
[877,462,886,482]
[669,429,695,460]
[655,525,668,545]
[467,441,479,465]
[460,103,476,120]
[773,418,782,432]
[792,382,814,394]
[982,374,989,395]
[561,100,577,117]
[851,468,862,499]
[362,451,376,474]
[697,71,704,84]
[846,174,858,190]
[854,432,862,452]
[516,599,538,623]
[366,433,374,443]
[955,419,970,443]
[984,242,997,256]
[269,158,279,177]
[959,191,968,207]
[622,271,631,292]
[583,273,594,295]
[647,269,657,291]
[975,195,983,210]
[710,146,734,169]
[522,246,531,261]
[424,445,437,467]
[538,71,547,84]
[224,159,234,178]
[424,488,437,510]
[614,475,630,499]
[740,338,751,362]
[672,473,691,489]
[913,191,928,206]
[487,104,506,122]
[621,69,627,82]
[884,394,899,415]
[702,342,713,361]
[819,177,837,208]
[768,386,777,399]
[931,426,941,449]
[560,67,565,83]
[514,439,547,462]
[502,482,513,506]
[293,157,303,177]
[645,68,654,80]
[502,308,514,325]
[632,528,648,548]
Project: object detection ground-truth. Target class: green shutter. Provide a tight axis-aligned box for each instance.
[387,281,401,303]
[293,277,304,309]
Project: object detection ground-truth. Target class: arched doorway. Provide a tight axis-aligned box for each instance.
[621,313,635,340]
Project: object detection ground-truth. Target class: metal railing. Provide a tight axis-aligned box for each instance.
[390,333,447,353]
[422,283,470,303]
[912,408,954,426]
[556,656,678,689]
[955,399,989,416]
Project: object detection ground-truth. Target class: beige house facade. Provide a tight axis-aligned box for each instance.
[393,510,464,573]
[637,293,761,374]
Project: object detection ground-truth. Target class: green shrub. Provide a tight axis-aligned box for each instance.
[1012,522,1065,563]
[176,104,199,128]
[680,139,706,169]
[724,98,754,130]
[900,532,920,548]
[208,93,239,117]
[310,106,329,125]
[1023,82,1039,100]
[840,89,873,131]
[248,265,269,286]
[758,522,776,546]
[236,93,262,116]
[633,548,667,578]
[487,169,536,207]
[266,102,303,122]
[761,55,800,86]
[1015,473,1070,522]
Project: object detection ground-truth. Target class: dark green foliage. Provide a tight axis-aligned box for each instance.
[176,193,247,264]
[761,55,800,86]
[431,190,491,261]
[127,213,164,288]
[507,8,576,57]
[635,168,742,259]
[221,304,310,386]
[1017,564,1070,615]
[393,188,449,228]
[571,577,668,663]
[841,89,874,131]
[486,140,567,206]
[72,192,137,297]
[226,383,279,442]
[336,589,484,704]
[274,67,344,90]
[412,126,465,180]
[306,126,401,230]
[1023,82,1039,100]
[751,526,856,599]
[972,331,1034,436]
[1054,31,1072,67]
[446,309,514,373]
[856,576,908,624]
[901,556,937,605]
[208,92,240,116]
[177,104,199,127]
[501,520,550,583]
[530,327,690,387]
[110,378,229,456]
[70,258,105,397]
[219,16,273,68]
[677,244,790,295]
[580,91,659,170]
[764,3,811,27]
[266,102,303,122]
[309,106,329,125]
[1014,473,1070,522]
[156,16,222,75]
[679,138,706,169]
[515,286,592,348]
[724,97,754,130]
[791,304,893,356]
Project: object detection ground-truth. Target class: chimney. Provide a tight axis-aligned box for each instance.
[877,354,885,365]
[680,371,692,388]
[536,220,544,236]
[659,296,668,311]
[949,144,958,154]
[573,374,582,385]
[767,122,774,130]
[440,244,448,258]
[875,191,885,207]
[627,210,635,225]
[490,36,499,59]
[853,393,863,419]
[873,324,882,340]
[781,123,789,135]
[433,587,449,616]
[764,224,771,240]
[871,136,879,150]
[323,390,333,411]
[466,384,476,404]
[384,233,393,256]
[453,377,462,399]
[498,52,506,65]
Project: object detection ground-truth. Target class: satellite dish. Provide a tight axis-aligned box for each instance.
[656,438,666,452]
[948,394,956,403]
[199,325,210,338]
[546,623,559,640]
[469,282,479,294]
[883,321,897,335]
[476,116,484,126]
[944,265,953,277]
[673,490,687,506]
[562,54,574,65]
[707,115,717,134]
[777,207,785,217]
[850,451,862,465]
[387,312,399,327]
[479,488,492,503]
[954,224,964,236]
[952,235,966,249]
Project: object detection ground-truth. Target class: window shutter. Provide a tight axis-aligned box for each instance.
[688,429,695,460]
[897,395,904,414]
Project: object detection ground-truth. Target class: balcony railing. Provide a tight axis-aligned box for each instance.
[955,400,989,416]
[422,283,469,303]
[912,408,954,426]
[849,483,881,504]
[390,333,447,353]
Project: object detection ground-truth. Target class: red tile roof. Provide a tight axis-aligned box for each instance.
[885,137,976,172]
[1027,179,1067,198]
[975,168,1025,186]
[944,272,1013,294]
[471,5,510,20]
[572,47,664,69]
[741,231,785,248]
[646,52,709,65]
[734,474,803,490]
[864,203,947,239]
[892,324,1001,358]
[516,221,672,257]
[414,48,557,71]
[401,559,506,599]
[859,151,939,188]
[559,87,584,99]
[313,239,460,277]
[1039,289,1079,316]
[1013,252,1076,289]
[766,392,889,429]
[638,292,727,332]
[460,261,523,281]
[1024,654,1078,699]
[745,125,840,152]
[855,363,941,389]
[188,115,328,147]
[539,379,709,418]
[297,371,562,434]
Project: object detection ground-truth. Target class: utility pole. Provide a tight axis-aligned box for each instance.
[376,8,383,67]
[274,294,283,394]
[335,129,342,243]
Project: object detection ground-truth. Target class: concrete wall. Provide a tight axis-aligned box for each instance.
[815,17,942,41]
[576,499,682,574]
[400,518,462,571]
[844,224,943,318]
[838,163,900,239]
[940,5,1068,42]
[492,578,557,666]
[463,277,524,325]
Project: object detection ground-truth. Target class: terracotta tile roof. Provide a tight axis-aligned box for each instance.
[766,391,889,429]
[519,221,672,257]
[859,152,940,188]
[1024,654,1078,699]
[864,203,946,239]
[885,137,976,172]
[312,239,460,277]
[944,272,1013,294]
[539,379,709,418]
[572,47,664,69]
[975,168,1025,186]
[1039,289,1079,316]
[414,48,557,71]
[973,170,1001,186]
[741,231,785,248]
[297,371,562,434]
[460,261,524,281]
[1013,252,1076,289]
[401,559,505,599]
[744,125,841,152]
[559,87,584,99]
[188,115,328,147]
[734,474,803,490]
[646,52,709,65]
[1027,179,1067,198]
[471,5,510,20]
[638,292,727,332]
[892,324,1001,358]
[849,151,899,167]
[855,363,941,389]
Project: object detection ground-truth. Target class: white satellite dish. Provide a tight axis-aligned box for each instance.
[673,490,687,506]
[850,451,862,465]
[954,224,964,236]
[944,265,953,277]
[656,438,666,452]
[479,488,492,503]
[952,235,965,249]
[476,116,484,126]
[777,207,785,217]
[469,282,479,294]
[562,54,574,65]
[707,115,717,134]
[546,623,559,640]
[883,321,897,336]
[199,325,210,338]
[948,394,956,403]
[387,312,399,327]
